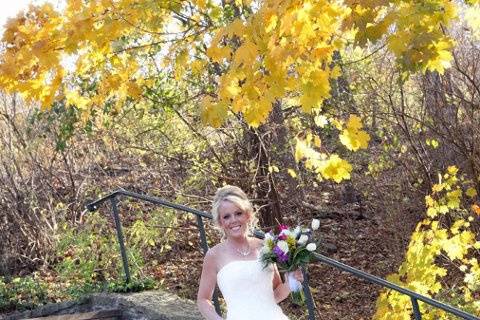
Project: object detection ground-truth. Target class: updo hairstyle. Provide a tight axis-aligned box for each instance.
[211,185,258,234]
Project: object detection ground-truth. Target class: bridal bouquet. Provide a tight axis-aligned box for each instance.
[260,219,320,305]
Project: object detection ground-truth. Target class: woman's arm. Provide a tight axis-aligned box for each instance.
[197,250,223,320]
[273,265,304,303]
[272,264,290,303]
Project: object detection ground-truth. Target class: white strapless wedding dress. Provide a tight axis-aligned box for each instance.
[217,259,289,320]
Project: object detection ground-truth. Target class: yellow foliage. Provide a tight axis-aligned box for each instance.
[207,45,232,63]
[201,0,348,128]
[65,90,89,110]
[287,168,297,178]
[233,41,258,67]
[349,0,458,74]
[0,0,470,125]
[318,154,352,183]
[339,115,371,151]
[295,136,351,183]
[200,97,228,128]
[374,167,480,319]
[466,187,478,198]
[192,0,207,9]
[447,165,459,175]
[0,0,477,186]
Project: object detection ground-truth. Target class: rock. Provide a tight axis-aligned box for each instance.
[321,242,338,253]
[90,291,202,320]
[2,290,203,320]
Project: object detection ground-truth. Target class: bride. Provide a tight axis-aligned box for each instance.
[197,185,303,320]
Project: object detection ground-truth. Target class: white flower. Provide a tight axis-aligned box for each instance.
[311,219,320,231]
[263,236,273,253]
[297,234,308,245]
[261,245,272,254]
[277,240,289,254]
[265,232,274,241]
[293,226,301,237]
[306,243,317,252]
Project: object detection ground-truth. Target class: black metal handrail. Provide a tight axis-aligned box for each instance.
[86,189,479,320]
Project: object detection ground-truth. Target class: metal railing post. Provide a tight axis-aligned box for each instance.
[110,196,131,284]
[411,297,422,320]
[196,215,209,255]
[302,266,316,320]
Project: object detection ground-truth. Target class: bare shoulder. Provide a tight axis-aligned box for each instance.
[203,242,226,265]
[250,236,264,249]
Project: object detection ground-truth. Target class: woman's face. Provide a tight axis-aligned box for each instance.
[218,200,250,239]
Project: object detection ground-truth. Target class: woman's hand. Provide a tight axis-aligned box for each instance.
[285,269,304,293]
[288,269,304,284]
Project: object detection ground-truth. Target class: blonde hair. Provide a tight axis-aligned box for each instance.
[211,185,258,235]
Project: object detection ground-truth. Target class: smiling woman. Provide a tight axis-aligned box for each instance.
[196,185,303,320]
[211,186,257,239]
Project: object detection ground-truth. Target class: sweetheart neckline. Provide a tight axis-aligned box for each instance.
[217,259,259,276]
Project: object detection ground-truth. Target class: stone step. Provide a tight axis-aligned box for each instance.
[2,290,203,320]
[27,309,121,320]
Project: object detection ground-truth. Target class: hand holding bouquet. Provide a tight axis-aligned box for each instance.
[260,219,320,305]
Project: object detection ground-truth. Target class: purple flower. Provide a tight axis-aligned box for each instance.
[273,245,289,263]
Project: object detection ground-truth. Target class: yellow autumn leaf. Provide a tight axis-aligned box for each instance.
[227,19,246,37]
[287,168,297,178]
[424,39,454,74]
[299,78,330,112]
[264,11,278,33]
[313,135,321,148]
[426,139,439,148]
[206,45,232,63]
[466,187,477,198]
[346,115,363,130]
[339,128,370,151]
[268,165,279,173]
[425,195,435,207]
[446,189,462,209]
[330,65,342,79]
[431,183,445,193]
[447,165,458,175]
[427,207,437,218]
[233,41,258,66]
[339,115,370,151]
[318,154,352,183]
[244,97,272,128]
[201,97,228,128]
[219,76,241,98]
[65,90,89,109]
[193,0,207,9]
[190,60,205,75]
[442,234,470,261]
